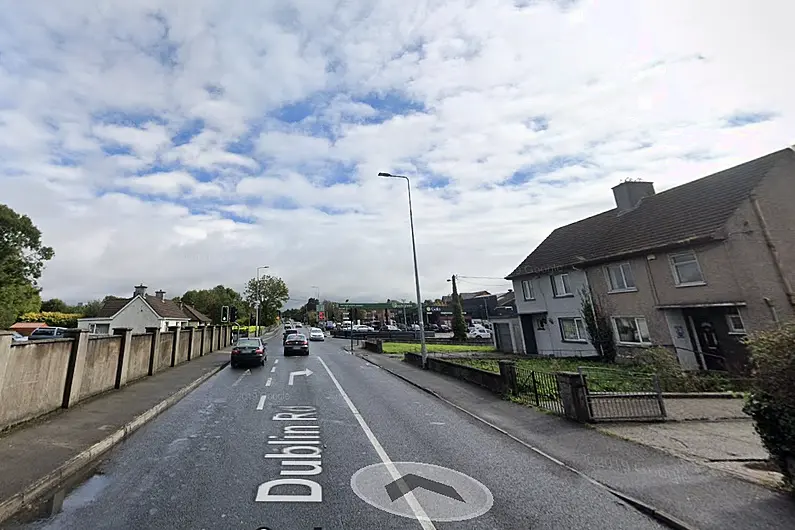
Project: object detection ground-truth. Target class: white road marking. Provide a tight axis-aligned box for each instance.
[274,359,279,364]
[265,377,273,387]
[316,357,437,530]
[257,395,267,410]
[430,422,445,425]
[232,369,250,387]
[288,368,314,385]
[271,366,277,373]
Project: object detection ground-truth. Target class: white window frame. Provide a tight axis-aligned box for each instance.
[612,316,652,345]
[521,279,535,301]
[726,307,746,335]
[604,262,636,292]
[669,251,705,287]
[551,273,573,297]
[559,317,587,342]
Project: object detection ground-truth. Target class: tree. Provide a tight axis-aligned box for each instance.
[182,285,248,325]
[41,298,68,313]
[451,277,467,340]
[244,275,289,327]
[579,288,617,363]
[75,299,104,318]
[0,204,53,328]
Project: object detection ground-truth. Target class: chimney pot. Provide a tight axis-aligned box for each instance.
[155,290,166,301]
[134,284,147,297]
[612,181,655,213]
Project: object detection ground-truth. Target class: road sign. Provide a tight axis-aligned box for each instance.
[317,304,324,313]
[351,462,493,522]
[318,311,325,320]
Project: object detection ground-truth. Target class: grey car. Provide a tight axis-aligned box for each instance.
[230,338,267,368]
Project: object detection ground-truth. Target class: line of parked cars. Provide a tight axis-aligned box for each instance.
[11,327,70,343]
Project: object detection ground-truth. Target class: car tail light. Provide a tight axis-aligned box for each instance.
[232,348,240,354]
[301,340,308,345]
[255,348,263,354]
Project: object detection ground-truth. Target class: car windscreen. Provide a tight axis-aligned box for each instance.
[237,339,260,347]
[30,329,52,336]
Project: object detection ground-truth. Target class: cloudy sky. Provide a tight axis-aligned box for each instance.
[2,0,793,306]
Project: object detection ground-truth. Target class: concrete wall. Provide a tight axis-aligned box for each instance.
[127,334,152,382]
[0,338,72,429]
[79,336,122,400]
[176,330,190,365]
[156,332,173,372]
[203,327,211,354]
[0,326,232,431]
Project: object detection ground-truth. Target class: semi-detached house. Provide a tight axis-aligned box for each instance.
[506,147,795,372]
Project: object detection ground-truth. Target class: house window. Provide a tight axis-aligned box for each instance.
[726,307,746,334]
[670,251,705,286]
[605,263,636,292]
[560,317,587,342]
[521,279,535,300]
[551,273,572,297]
[613,317,651,344]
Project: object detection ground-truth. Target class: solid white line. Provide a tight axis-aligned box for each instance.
[270,366,276,373]
[316,357,436,530]
[231,370,249,387]
[265,377,272,387]
[256,395,267,410]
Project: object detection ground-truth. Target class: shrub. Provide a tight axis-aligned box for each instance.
[17,311,83,329]
[580,290,616,363]
[742,322,795,488]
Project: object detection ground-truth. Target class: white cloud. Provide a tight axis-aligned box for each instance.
[1,0,794,306]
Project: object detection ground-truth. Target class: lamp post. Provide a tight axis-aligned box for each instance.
[255,266,269,336]
[379,172,428,367]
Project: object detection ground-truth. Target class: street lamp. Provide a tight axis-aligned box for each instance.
[256,265,269,336]
[379,171,428,367]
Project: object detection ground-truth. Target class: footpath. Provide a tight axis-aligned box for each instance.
[0,327,278,525]
[357,351,795,530]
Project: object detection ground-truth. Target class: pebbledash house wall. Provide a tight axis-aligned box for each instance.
[585,154,795,364]
[512,268,597,357]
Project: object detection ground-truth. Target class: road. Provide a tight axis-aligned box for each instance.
[8,331,664,530]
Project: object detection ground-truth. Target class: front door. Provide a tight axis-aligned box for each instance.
[519,314,538,355]
[686,308,749,373]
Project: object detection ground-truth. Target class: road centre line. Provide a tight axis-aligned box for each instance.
[316,357,437,530]
[271,366,277,373]
[257,395,267,410]
[265,378,273,387]
[274,359,279,364]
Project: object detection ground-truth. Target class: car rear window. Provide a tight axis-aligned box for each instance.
[289,334,306,340]
[237,339,260,347]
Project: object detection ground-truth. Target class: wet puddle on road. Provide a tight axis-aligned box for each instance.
[3,464,110,528]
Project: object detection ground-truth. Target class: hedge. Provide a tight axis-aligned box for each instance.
[742,321,795,490]
[17,311,84,329]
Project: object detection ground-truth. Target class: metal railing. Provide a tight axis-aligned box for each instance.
[515,366,565,415]
[578,366,666,421]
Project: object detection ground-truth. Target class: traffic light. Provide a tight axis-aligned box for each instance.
[230,306,238,322]
[221,306,229,323]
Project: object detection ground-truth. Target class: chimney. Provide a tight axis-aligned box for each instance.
[133,284,147,297]
[612,181,655,213]
[155,290,166,301]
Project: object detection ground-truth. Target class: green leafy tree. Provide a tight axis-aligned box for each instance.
[41,298,68,313]
[244,275,289,326]
[182,285,248,324]
[75,299,104,318]
[0,204,53,328]
[451,280,467,340]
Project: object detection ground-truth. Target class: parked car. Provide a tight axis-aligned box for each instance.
[284,334,309,356]
[309,327,325,341]
[380,325,399,331]
[28,327,68,341]
[230,337,267,368]
[467,328,492,339]
[353,324,374,332]
[11,331,28,343]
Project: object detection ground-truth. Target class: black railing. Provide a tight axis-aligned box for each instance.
[515,367,565,415]
[578,366,666,421]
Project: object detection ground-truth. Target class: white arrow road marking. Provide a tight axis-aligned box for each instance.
[232,369,251,387]
[317,357,436,530]
[256,395,267,410]
[265,377,273,387]
[270,366,277,373]
[288,368,314,386]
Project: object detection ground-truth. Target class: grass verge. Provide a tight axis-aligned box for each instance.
[382,343,497,354]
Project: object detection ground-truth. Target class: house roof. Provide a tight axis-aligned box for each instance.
[507,148,793,278]
[182,303,211,323]
[495,291,516,307]
[94,295,191,320]
[10,322,46,330]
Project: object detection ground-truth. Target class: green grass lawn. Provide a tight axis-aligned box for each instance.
[382,342,497,354]
[456,357,613,374]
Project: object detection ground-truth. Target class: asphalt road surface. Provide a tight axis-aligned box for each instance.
[8,332,664,530]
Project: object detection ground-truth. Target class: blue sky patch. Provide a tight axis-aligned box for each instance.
[94,109,167,128]
[101,143,133,156]
[172,118,205,146]
[418,175,451,190]
[724,111,777,128]
[354,91,425,123]
[270,195,301,210]
[526,116,549,132]
[502,154,589,186]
